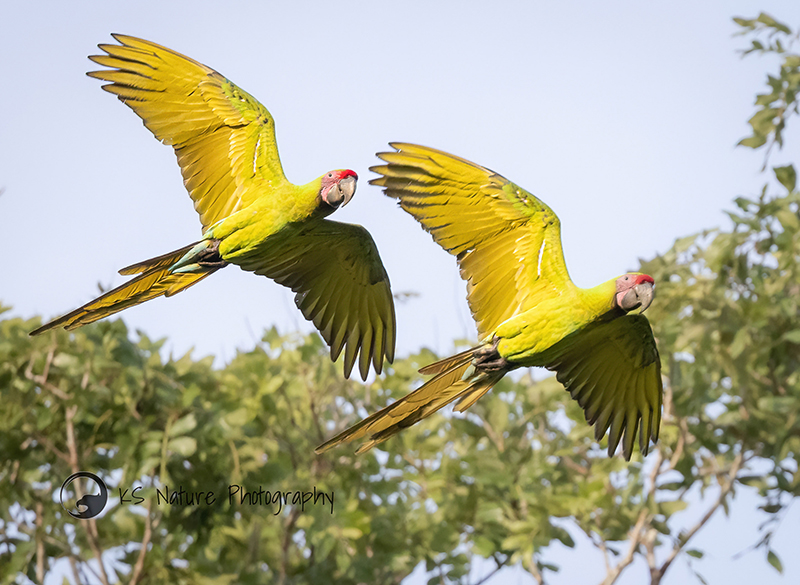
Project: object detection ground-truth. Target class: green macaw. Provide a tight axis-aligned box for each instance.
[30,35,396,380]
[317,143,662,458]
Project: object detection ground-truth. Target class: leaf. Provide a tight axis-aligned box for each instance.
[782,330,800,344]
[686,549,704,559]
[756,13,792,35]
[339,527,363,540]
[748,107,778,134]
[224,407,252,427]
[472,535,497,558]
[169,413,197,437]
[658,481,686,491]
[738,135,767,149]
[756,397,795,415]
[729,328,750,359]
[541,562,560,572]
[774,165,797,192]
[659,500,689,516]
[767,549,783,574]
[168,437,197,457]
[760,503,782,514]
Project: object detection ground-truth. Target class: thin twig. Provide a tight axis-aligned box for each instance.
[35,501,45,584]
[278,507,302,585]
[599,508,649,585]
[472,555,507,585]
[34,432,70,464]
[652,452,745,583]
[68,555,83,585]
[24,349,70,400]
[129,498,153,585]
[523,552,545,585]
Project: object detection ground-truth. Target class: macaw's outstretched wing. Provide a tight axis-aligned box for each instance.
[89,34,289,231]
[546,314,662,460]
[370,143,574,339]
[235,220,396,380]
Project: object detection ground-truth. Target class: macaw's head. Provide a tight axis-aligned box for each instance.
[614,273,655,313]
[319,169,358,211]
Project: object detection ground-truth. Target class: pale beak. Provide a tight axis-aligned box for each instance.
[635,282,654,313]
[338,175,357,207]
[618,281,654,313]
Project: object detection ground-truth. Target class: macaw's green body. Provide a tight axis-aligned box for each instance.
[30,35,396,380]
[317,144,661,459]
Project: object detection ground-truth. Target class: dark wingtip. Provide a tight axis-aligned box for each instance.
[29,322,57,337]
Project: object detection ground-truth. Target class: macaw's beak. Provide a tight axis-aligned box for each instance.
[619,281,655,313]
[338,175,357,207]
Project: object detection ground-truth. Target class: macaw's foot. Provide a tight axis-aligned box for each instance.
[474,338,508,372]
[196,240,227,269]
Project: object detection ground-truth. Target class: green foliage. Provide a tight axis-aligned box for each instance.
[0,318,473,584]
[735,13,799,159]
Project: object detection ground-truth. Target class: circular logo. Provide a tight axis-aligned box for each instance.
[59,472,108,520]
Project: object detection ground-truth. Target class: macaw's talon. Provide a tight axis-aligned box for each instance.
[473,339,508,372]
[196,239,227,269]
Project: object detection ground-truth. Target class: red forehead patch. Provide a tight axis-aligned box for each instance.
[338,169,358,180]
[634,274,654,285]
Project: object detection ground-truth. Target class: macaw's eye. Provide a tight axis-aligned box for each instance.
[328,173,333,178]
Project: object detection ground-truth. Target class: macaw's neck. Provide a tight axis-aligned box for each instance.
[288,177,330,221]
[576,278,619,319]
[302,175,340,220]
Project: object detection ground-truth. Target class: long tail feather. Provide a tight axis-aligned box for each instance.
[118,241,201,275]
[418,346,478,375]
[30,244,219,335]
[316,347,504,454]
[453,372,504,412]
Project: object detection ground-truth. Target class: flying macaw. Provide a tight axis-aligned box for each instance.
[30,35,395,380]
[317,143,662,459]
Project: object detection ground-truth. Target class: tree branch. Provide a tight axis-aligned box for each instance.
[481,418,505,453]
[35,501,45,584]
[472,555,507,585]
[278,506,301,585]
[599,508,649,585]
[523,552,545,585]
[651,452,745,584]
[129,498,153,585]
[65,404,111,585]
[68,555,84,585]
[34,432,70,464]
[644,528,658,581]
[24,348,70,400]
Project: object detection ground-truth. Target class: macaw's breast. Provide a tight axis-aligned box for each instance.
[495,289,617,367]
[211,190,319,263]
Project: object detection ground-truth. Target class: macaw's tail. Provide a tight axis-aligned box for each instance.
[315,345,506,455]
[30,241,225,336]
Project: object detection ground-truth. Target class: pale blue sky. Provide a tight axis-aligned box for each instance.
[1,1,799,583]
